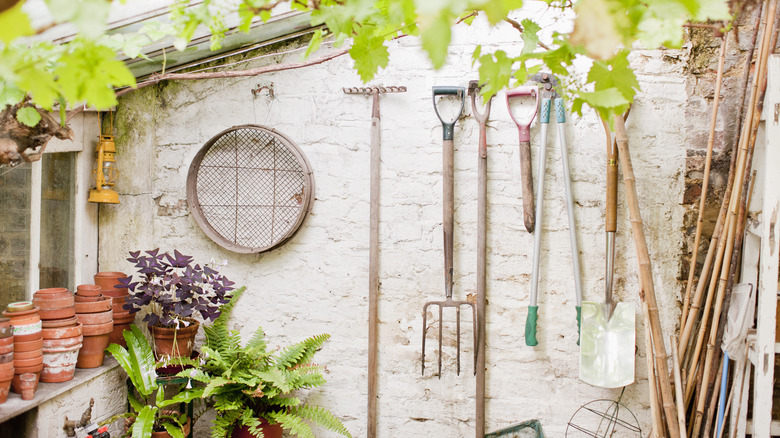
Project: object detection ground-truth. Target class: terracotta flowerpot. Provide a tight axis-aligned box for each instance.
[76,333,110,368]
[0,337,13,353]
[94,272,128,294]
[12,322,42,341]
[14,348,42,361]
[3,306,40,326]
[0,317,10,329]
[14,331,42,343]
[76,309,112,325]
[43,335,83,349]
[75,295,102,303]
[0,379,10,404]
[42,316,79,328]
[81,321,113,337]
[150,321,200,360]
[38,307,76,320]
[151,416,190,438]
[74,297,112,314]
[17,373,37,400]
[231,420,283,438]
[11,366,41,393]
[0,353,12,364]
[41,341,81,382]
[0,367,13,382]
[76,284,102,297]
[109,312,134,347]
[42,323,82,340]
[14,337,43,352]
[6,301,34,313]
[0,326,14,339]
[33,288,74,307]
[14,355,43,368]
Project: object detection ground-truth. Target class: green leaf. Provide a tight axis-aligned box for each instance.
[303,29,324,60]
[0,2,33,43]
[419,12,452,69]
[348,33,389,82]
[0,83,25,107]
[477,0,525,24]
[587,51,640,99]
[16,107,41,127]
[520,19,541,55]
[131,405,157,438]
[162,422,184,438]
[477,50,516,99]
[17,68,58,110]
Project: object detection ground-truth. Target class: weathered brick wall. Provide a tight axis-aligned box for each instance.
[99,6,741,436]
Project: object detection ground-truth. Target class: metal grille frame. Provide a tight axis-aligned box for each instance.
[186,125,315,254]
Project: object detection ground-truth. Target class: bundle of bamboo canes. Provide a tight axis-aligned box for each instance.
[673,1,779,436]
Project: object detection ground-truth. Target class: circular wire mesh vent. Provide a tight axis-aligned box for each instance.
[186,125,314,253]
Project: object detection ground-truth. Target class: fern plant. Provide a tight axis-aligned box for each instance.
[183,287,351,438]
[106,325,204,438]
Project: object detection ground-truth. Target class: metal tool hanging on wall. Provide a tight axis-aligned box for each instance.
[518,73,583,346]
[422,86,477,377]
[343,84,406,438]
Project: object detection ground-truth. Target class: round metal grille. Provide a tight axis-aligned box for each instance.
[186,125,314,253]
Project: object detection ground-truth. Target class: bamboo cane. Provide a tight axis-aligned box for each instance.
[645,303,664,438]
[614,116,680,438]
[702,356,724,438]
[690,2,776,434]
[671,337,689,437]
[680,33,728,332]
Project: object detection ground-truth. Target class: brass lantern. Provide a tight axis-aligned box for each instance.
[88,135,119,204]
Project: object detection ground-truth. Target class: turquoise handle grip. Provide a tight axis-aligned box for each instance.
[555,97,566,123]
[525,306,539,346]
[541,99,551,124]
[576,305,581,346]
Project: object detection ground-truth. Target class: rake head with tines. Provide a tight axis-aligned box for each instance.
[421,86,477,378]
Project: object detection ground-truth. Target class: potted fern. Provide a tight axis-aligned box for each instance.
[183,287,351,438]
[106,325,204,438]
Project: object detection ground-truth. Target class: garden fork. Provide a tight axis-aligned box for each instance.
[422,86,477,377]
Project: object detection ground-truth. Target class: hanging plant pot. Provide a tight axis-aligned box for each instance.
[150,321,200,360]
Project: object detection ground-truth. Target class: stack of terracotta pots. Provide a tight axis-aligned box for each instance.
[33,288,82,383]
[0,318,14,403]
[94,272,133,348]
[3,301,43,395]
[75,284,113,368]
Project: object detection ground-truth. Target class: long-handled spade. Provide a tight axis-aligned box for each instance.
[422,86,477,377]
[469,80,492,438]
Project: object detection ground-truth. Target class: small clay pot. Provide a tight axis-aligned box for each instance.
[77,333,110,368]
[43,335,83,350]
[14,355,43,368]
[13,329,42,343]
[17,373,37,400]
[33,288,74,305]
[76,309,112,326]
[11,369,41,393]
[81,321,113,337]
[151,415,191,438]
[34,297,75,309]
[41,342,81,383]
[3,306,40,326]
[38,307,76,321]
[14,348,42,361]
[6,301,34,313]
[109,312,135,347]
[150,321,200,360]
[74,297,112,314]
[14,337,43,352]
[42,323,82,340]
[76,284,102,297]
[41,316,79,329]
[94,272,128,294]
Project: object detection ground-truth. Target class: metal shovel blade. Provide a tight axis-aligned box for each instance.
[579,301,635,388]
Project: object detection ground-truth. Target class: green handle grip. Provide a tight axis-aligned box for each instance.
[525,306,539,346]
[540,99,551,124]
[432,86,465,141]
[555,97,566,123]
[576,305,581,346]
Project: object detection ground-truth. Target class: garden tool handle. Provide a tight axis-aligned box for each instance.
[505,86,539,143]
[506,87,539,233]
[443,138,455,299]
[606,138,618,233]
[433,86,465,141]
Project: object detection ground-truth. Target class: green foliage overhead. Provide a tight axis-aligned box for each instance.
[0,0,731,127]
[189,286,351,438]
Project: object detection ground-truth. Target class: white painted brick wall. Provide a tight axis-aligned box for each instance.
[100,5,699,437]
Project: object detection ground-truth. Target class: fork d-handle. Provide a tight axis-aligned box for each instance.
[433,86,465,141]
[506,87,539,233]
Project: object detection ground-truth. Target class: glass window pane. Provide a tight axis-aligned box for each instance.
[39,153,76,290]
[0,164,31,308]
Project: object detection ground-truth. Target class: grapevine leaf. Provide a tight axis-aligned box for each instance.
[520,19,541,55]
[0,83,25,107]
[0,2,33,43]
[420,12,452,69]
[478,0,525,25]
[477,50,515,99]
[348,33,389,82]
[16,107,41,127]
[587,51,640,99]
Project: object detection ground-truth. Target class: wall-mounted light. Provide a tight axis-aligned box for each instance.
[88,134,119,204]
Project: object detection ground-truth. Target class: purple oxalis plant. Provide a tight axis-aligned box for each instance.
[118,249,235,328]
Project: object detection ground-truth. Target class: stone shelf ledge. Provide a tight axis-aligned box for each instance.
[0,357,120,425]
